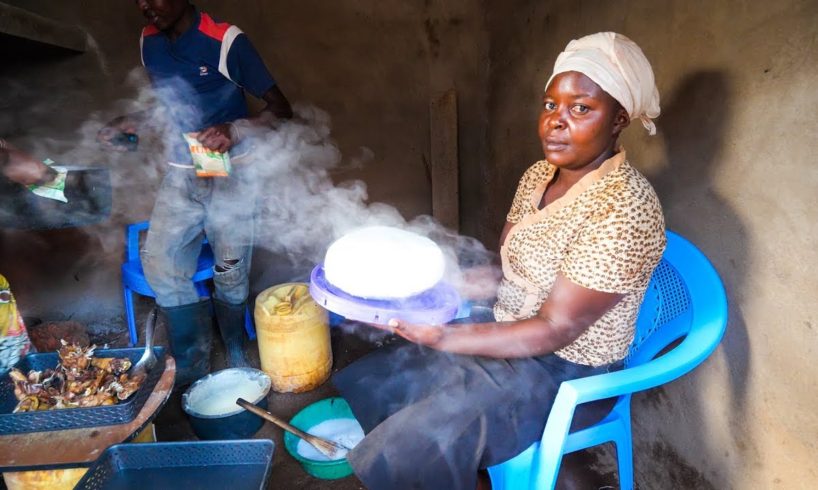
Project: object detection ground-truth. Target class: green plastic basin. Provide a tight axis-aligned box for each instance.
[283,397,358,480]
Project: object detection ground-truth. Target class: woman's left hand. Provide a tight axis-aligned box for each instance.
[372,319,445,347]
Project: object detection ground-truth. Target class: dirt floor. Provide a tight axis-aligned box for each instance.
[5,298,621,489]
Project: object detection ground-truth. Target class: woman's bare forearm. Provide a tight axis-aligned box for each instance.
[431,316,586,358]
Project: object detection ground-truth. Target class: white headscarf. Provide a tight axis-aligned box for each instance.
[545,32,660,135]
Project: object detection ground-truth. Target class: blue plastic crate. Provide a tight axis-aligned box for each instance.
[75,440,275,490]
[0,347,165,435]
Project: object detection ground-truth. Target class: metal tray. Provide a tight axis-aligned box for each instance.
[0,347,165,435]
[75,440,275,490]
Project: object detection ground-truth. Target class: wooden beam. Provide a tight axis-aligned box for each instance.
[0,2,86,53]
[430,89,459,231]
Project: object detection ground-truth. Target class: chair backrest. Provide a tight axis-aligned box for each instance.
[125,221,150,262]
[626,230,725,367]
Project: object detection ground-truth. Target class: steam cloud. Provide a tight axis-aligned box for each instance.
[1,67,502,324]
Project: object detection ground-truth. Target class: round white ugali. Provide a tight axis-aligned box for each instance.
[324,226,446,299]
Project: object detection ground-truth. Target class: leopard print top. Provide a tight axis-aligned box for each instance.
[493,151,666,366]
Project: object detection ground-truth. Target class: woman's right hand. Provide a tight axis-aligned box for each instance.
[97,115,139,152]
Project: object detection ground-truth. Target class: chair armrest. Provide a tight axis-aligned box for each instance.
[562,316,726,404]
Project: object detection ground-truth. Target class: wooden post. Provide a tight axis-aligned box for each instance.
[430,89,459,231]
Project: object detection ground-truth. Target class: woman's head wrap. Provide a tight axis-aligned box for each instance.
[545,32,660,135]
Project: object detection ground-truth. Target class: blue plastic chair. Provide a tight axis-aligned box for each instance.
[121,221,256,346]
[487,230,729,490]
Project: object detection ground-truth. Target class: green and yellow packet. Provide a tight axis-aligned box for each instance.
[183,133,231,177]
[27,159,68,203]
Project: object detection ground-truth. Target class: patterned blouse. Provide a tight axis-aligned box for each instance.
[493,150,666,366]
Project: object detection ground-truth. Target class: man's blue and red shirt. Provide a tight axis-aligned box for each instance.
[140,10,276,163]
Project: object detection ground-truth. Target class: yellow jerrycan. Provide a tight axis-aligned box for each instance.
[254,283,332,393]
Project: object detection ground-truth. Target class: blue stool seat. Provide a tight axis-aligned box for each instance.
[121,245,215,298]
[121,221,256,346]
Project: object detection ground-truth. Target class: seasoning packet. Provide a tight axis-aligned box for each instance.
[27,159,68,203]
[183,133,231,177]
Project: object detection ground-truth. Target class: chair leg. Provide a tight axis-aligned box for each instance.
[123,286,137,347]
[613,427,634,490]
[487,443,539,490]
[194,280,211,299]
[244,306,256,340]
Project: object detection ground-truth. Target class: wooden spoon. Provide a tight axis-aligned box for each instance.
[236,398,351,460]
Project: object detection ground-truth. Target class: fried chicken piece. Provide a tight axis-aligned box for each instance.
[9,368,27,384]
[76,392,117,407]
[108,373,145,401]
[12,394,53,412]
[66,378,97,395]
[9,368,44,400]
[42,370,64,392]
[10,338,145,412]
[91,357,132,375]
[27,370,43,384]
[58,340,95,372]
[13,395,40,413]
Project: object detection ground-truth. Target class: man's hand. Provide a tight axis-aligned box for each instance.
[190,86,291,154]
[98,115,140,152]
[197,123,235,153]
[0,144,57,186]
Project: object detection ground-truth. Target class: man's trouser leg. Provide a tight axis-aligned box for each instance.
[142,168,213,385]
[205,165,256,367]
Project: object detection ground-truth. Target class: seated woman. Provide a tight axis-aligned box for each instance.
[333,32,666,490]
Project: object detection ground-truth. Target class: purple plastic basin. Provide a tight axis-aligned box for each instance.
[309,265,461,325]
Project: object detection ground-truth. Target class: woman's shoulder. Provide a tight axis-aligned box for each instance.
[598,160,663,212]
[517,160,552,186]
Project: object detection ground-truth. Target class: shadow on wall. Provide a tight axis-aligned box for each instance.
[637,71,752,488]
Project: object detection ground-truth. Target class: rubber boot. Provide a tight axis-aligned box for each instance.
[161,300,213,387]
[214,299,250,368]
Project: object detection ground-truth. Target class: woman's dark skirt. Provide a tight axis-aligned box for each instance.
[332,340,622,490]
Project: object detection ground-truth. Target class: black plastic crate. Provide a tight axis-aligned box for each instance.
[75,440,275,490]
[0,347,165,435]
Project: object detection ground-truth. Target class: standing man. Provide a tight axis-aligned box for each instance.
[99,0,292,385]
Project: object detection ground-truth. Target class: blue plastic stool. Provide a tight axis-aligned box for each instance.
[487,230,729,489]
[121,221,256,346]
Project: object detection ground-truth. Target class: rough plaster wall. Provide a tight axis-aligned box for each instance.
[0,1,488,326]
[485,0,818,488]
[0,1,150,328]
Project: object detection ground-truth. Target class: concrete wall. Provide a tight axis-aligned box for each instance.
[485,0,818,488]
[0,1,488,327]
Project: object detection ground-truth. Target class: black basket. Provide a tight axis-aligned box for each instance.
[75,440,275,490]
[0,347,165,435]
